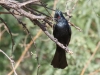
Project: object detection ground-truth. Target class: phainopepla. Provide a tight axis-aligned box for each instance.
[51,10,71,69]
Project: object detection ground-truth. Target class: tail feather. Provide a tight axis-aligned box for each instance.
[51,45,68,69]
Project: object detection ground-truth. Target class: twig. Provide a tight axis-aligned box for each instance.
[0,17,14,52]
[39,1,52,17]
[80,42,100,75]
[24,6,52,27]
[65,0,78,18]
[0,12,12,14]
[4,7,36,47]
[19,0,39,7]
[0,11,20,15]
[43,19,52,27]
[7,9,30,34]
[70,0,78,15]
[0,49,17,75]
[69,21,82,31]
[8,30,42,75]
[27,6,50,18]
[36,53,40,75]
[88,69,100,75]
[32,3,56,11]
[0,29,6,40]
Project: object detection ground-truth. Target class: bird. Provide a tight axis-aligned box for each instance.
[51,10,71,69]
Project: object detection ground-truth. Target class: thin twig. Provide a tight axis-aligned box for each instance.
[32,3,56,11]
[0,11,20,15]
[36,53,40,75]
[19,0,39,7]
[8,30,42,75]
[4,7,30,34]
[0,12,12,14]
[0,49,17,75]
[65,0,78,19]
[4,7,35,47]
[0,29,6,40]
[27,6,50,18]
[70,0,78,15]
[0,17,14,52]
[88,69,100,75]
[80,42,100,75]
[69,21,82,31]
[39,1,52,18]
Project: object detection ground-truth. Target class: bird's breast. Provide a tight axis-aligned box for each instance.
[56,23,68,33]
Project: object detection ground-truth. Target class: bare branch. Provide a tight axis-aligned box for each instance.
[8,30,42,75]
[69,21,82,32]
[0,0,46,19]
[0,17,14,52]
[0,49,17,75]
[19,0,39,7]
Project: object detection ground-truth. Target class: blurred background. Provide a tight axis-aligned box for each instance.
[0,0,100,75]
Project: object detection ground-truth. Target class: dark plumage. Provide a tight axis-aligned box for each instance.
[51,10,71,69]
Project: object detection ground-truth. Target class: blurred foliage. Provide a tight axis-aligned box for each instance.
[0,0,100,75]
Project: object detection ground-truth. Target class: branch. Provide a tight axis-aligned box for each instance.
[69,21,82,32]
[0,17,14,52]
[65,0,82,32]
[0,0,46,19]
[19,0,39,7]
[0,49,17,75]
[8,30,42,75]
[88,69,100,75]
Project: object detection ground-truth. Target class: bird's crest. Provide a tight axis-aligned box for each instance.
[54,9,64,21]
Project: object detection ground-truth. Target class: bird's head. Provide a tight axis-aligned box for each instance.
[54,10,64,21]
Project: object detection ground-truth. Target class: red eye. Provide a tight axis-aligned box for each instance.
[57,16,60,19]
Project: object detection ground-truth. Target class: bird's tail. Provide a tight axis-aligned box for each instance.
[51,45,68,69]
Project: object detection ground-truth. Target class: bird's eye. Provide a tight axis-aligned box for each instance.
[57,16,60,19]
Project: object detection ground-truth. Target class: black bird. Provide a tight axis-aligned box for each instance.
[51,10,71,69]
